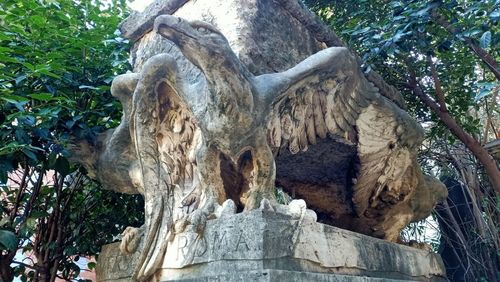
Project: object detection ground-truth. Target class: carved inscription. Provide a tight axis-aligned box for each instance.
[176,229,258,256]
[212,230,226,253]
[235,232,250,252]
[165,226,262,267]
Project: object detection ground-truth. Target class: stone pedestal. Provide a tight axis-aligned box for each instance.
[96,211,446,281]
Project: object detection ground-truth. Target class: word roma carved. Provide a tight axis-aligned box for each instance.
[172,229,256,263]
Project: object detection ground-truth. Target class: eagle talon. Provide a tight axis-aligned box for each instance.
[274,199,317,222]
[216,199,237,218]
[120,226,144,255]
[259,198,275,212]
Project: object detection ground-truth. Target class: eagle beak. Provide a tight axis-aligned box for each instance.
[154,15,197,42]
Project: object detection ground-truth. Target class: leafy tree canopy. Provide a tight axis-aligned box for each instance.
[0,0,143,280]
[306,0,498,142]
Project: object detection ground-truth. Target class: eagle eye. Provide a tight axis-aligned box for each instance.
[190,20,223,37]
[196,26,209,34]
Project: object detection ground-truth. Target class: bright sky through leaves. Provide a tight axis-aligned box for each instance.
[129,0,154,11]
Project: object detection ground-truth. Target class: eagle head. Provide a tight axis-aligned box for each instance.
[154,15,232,71]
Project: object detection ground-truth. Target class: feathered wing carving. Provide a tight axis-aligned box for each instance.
[155,75,201,198]
[265,47,372,166]
[264,47,432,239]
[266,53,375,152]
[354,103,422,216]
[128,54,201,281]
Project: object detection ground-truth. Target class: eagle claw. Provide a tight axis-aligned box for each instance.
[120,226,144,255]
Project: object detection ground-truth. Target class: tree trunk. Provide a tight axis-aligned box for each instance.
[0,254,14,282]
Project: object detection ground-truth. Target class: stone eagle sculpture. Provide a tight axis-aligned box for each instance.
[71,14,446,281]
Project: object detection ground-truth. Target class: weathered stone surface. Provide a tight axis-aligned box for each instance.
[119,0,189,41]
[71,0,450,280]
[96,243,139,281]
[128,0,324,74]
[484,138,500,159]
[97,211,446,281]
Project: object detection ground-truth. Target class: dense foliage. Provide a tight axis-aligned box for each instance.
[306,0,498,140]
[0,0,143,280]
[0,0,497,280]
[305,0,499,281]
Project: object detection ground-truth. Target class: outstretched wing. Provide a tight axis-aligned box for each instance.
[265,53,376,152]
[264,47,376,154]
[129,53,201,280]
[263,47,424,227]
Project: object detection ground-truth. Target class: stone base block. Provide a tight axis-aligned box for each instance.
[96,211,446,281]
[162,270,414,281]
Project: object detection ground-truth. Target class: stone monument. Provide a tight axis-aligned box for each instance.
[72,0,448,281]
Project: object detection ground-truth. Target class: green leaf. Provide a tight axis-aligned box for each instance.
[47,153,57,169]
[0,229,18,251]
[462,29,482,38]
[0,46,14,53]
[30,211,50,219]
[479,31,491,49]
[79,85,99,90]
[0,143,24,156]
[34,68,61,79]
[29,93,54,101]
[54,156,70,176]
[0,54,20,64]
[15,129,31,144]
[15,74,27,85]
[30,15,46,27]
[21,62,35,71]
[22,148,38,161]
[351,26,371,36]
[0,94,30,104]
[24,218,37,232]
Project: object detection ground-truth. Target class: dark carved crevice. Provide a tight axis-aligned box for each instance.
[275,137,359,229]
[219,151,255,212]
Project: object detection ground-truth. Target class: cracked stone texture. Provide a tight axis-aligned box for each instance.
[97,211,446,281]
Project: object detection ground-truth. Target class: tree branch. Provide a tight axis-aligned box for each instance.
[12,260,41,271]
[9,165,30,224]
[407,70,500,194]
[23,168,44,221]
[427,55,447,112]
